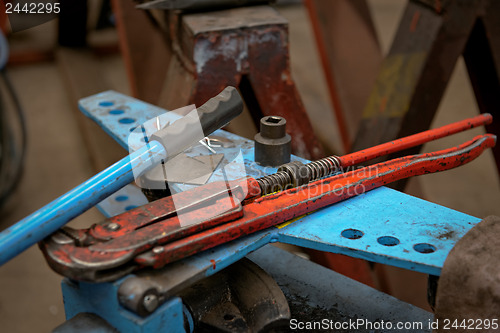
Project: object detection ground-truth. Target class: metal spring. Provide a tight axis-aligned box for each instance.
[255,155,341,195]
[256,171,292,195]
[306,156,341,181]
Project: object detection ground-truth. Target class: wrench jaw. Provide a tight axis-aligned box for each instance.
[39,188,246,282]
[39,231,138,282]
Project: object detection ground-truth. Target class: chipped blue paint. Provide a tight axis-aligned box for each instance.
[277,187,479,276]
[62,278,184,333]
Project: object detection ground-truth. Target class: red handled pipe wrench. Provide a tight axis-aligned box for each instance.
[40,114,495,282]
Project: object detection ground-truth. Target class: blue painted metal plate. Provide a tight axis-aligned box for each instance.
[79,91,480,276]
[79,91,172,151]
[277,187,478,276]
[97,184,149,218]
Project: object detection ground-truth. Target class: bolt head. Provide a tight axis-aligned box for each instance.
[106,222,120,231]
[143,294,159,313]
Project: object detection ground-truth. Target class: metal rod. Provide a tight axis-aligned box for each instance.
[340,113,493,167]
[0,141,167,265]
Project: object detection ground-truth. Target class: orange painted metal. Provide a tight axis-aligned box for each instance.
[340,113,493,167]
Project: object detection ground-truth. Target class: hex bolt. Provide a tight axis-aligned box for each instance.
[106,222,120,231]
[254,116,291,167]
[142,294,159,313]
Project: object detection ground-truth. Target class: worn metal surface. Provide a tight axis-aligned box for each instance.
[61,279,185,333]
[162,5,324,159]
[57,92,495,331]
[178,258,290,332]
[60,245,432,332]
[117,230,275,315]
[352,0,500,188]
[79,90,176,151]
[248,245,433,333]
[254,116,291,167]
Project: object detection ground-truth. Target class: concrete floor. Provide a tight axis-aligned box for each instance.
[0,1,499,332]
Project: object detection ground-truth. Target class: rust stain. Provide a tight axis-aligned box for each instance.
[410,11,421,32]
[437,230,456,240]
[210,259,216,270]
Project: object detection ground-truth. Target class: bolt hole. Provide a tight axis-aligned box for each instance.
[109,109,124,115]
[341,228,363,240]
[99,101,114,107]
[119,117,136,124]
[115,195,128,202]
[224,314,235,321]
[265,116,282,124]
[125,205,137,211]
[413,243,436,254]
[377,236,400,246]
